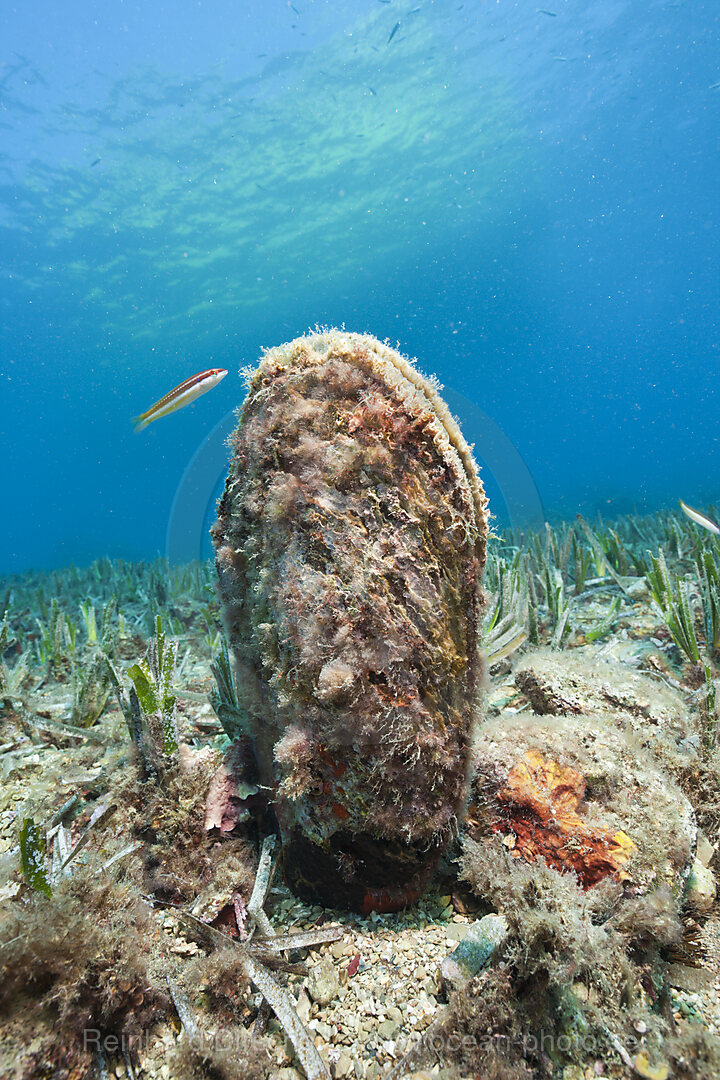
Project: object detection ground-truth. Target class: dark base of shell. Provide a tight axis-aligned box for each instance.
[283,827,443,913]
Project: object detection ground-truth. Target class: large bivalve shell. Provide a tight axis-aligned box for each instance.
[212,330,488,911]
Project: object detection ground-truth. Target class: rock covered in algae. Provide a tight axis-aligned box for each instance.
[465,715,696,895]
[212,330,488,911]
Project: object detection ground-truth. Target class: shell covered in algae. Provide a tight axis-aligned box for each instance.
[212,330,488,911]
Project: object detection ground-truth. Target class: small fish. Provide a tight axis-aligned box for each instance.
[537,8,557,14]
[89,158,102,168]
[679,500,720,536]
[387,21,400,44]
[132,368,228,432]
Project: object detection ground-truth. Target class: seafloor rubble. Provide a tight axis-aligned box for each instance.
[0,503,719,1080]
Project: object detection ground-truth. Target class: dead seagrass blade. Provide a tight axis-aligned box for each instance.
[212,329,488,911]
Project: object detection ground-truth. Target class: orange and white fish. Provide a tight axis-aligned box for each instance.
[679,499,720,536]
[132,368,228,432]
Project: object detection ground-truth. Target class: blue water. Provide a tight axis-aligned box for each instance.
[1,0,717,573]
